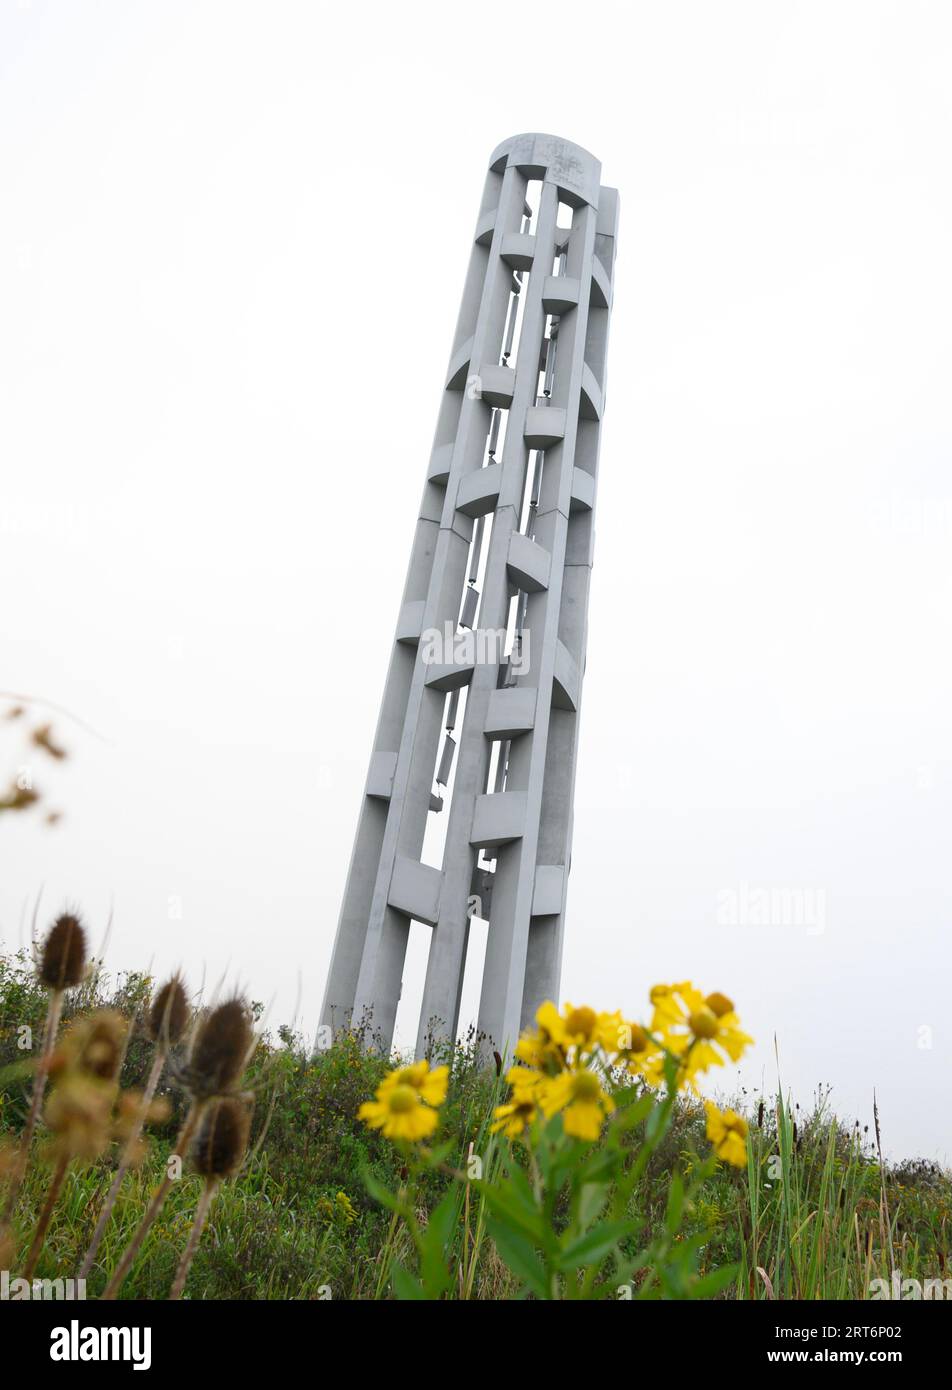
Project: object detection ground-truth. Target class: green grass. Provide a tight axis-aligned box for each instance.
[1,949,949,1299]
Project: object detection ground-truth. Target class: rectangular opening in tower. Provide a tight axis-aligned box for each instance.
[392,918,433,1056]
[454,911,488,1050]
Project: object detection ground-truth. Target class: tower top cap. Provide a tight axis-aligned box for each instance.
[489,132,602,209]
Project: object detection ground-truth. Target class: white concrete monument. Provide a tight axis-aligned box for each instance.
[321,134,618,1058]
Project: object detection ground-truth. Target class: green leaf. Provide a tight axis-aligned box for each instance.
[578,1180,609,1230]
[362,1170,405,1216]
[487,1216,549,1299]
[688,1263,740,1300]
[558,1219,635,1271]
[645,1100,672,1144]
[391,1262,427,1300]
[572,1146,622,1188]
[506,1158,538,1213]
[474,1176,548,1246]
[422,1139,456,1167]
[665,1171,684,1235]
[613,1091,655,1131]
[419,1192,457,1297]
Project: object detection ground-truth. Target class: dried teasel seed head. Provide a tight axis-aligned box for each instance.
[188,998,254,1098]
[68,1011,127,1083]
[1,781,40,811]
[147,976,189,1047]
[44,1074,112,1161]
[39,912,87,990]
[191,1097,251,1180]
[32,724,67,760]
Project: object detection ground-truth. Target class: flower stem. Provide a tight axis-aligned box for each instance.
[373,1204,402,1300]
[169,1179,217,1300]
[101,1099,205,1300]
[1,988,64,1228]
[80,1047,166,1278]
[23,1151,69,1281]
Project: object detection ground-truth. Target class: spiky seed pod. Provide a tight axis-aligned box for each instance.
[187,998,253,1099]
[191,1098,251,1179]
[69,1011,127,1082]
[44,1074,113,1161]
[39,912,87,990]
[147,976,189,1047]
[32,724,67,760]
[1,781,40,811]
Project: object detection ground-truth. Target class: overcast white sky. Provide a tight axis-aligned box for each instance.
[2,1,950,1161]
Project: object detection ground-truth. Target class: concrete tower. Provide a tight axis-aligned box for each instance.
[321,133,618,1058]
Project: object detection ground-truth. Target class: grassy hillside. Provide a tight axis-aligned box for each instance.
[0,947,948,1300]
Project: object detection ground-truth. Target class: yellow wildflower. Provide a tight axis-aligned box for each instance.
[649,983,753,1085]
[549,1002,626,1057]
[377,1059,449,1107]
[613,1018,653,1062]
[491,1061,547,1135]
[359,1061,447,1141]
[491,1094,538,1137]
[513,1031,552,1069]
[335,1190,357,1224]
[560,1004,601,1048]
[650,982,693,1032]
[514,1001,569,1069]
[619,1019,667,1088]
[516,1001,625,1070]
[539,1065,615,1141]
[705,1101,749,1168]
[504,1063,545,1095]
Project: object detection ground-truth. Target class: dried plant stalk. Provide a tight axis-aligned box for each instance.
[79,1048,165,1278]
[0,988,64,1227]
[22,1152,68,1281]
[168,1179,218,1300]
[101,1100,205,1300]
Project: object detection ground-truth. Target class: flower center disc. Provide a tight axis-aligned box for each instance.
[571,1070,601,1102]
[689,1008,718,1039]
[388,1084,416,1113]
[566,1006,597,1038]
